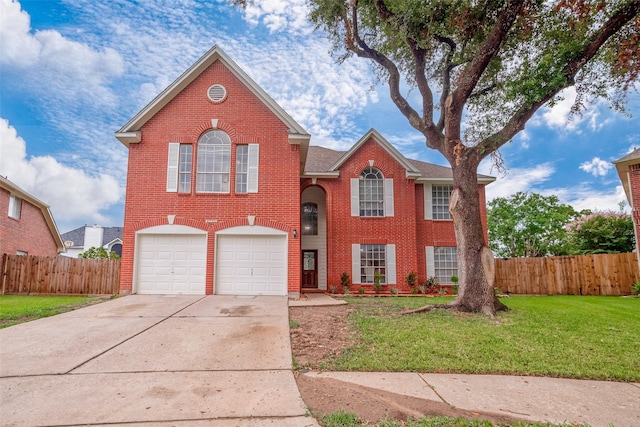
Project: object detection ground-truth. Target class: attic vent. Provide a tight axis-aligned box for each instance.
[207,84,227,103]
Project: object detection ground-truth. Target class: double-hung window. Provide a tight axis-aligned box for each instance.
[351,243,396,285]
[235,144,259,194]
[426,246,458,284]
[432,184,454,220]
[196,130,231,193]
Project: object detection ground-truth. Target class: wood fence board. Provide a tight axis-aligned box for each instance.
[1,254,120,295]
[495,252,638,296]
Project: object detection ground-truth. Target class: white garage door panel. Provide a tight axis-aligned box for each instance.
[216,235,287,296]
[137,234,206,295]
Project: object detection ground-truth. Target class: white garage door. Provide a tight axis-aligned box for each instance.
[216,235,287,295]
[137,234,207,294]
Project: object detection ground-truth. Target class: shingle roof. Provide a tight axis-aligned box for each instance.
[60,226,123,247]
[304,145,494,182]
[613,148,640,164]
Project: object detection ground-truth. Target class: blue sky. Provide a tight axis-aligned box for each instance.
[1,0,639,234]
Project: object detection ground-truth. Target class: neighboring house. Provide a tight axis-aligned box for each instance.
[0,176,64,257]
[60,225,123,258]
[613,148,640,262]
[115,45,493,297]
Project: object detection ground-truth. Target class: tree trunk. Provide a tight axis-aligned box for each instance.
[449,161,508,315]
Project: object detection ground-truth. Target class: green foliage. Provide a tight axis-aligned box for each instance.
[450,275,458,284]
[340,272,351,293]
[405,271,418,288]
[321,410,361,426]
[487,192,579,257]
[631,282,640,296]
[373,271,384,293]
[566,211,635,254]
[78,246,120,259]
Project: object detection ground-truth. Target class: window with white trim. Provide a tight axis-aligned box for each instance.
[302,203,318,235]
[432,184,454,220]
[196,130,231,193]
[166,143,192,193]
[235,145,248,193]
[360,244,386,284]
[434,247,457,284]
[8,195,21,219]
[359,167,384,217]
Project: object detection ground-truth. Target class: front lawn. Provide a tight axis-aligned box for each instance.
[330,296,639,381]
[0,295,110,328]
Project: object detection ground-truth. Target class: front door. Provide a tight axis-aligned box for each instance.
[302,250,318,288]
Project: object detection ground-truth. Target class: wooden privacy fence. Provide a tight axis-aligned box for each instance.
[494,252,639,296]
[1,254,120,295]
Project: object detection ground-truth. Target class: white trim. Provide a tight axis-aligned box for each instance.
[386,244,396,285]
[137,224,206,235]
[352,244,361,285]
[166,143,179,192]
[384,178,394,217]
[350,178,360,217]
[247,144,259,193]
[426,246,435,277]
[215,225,287,236]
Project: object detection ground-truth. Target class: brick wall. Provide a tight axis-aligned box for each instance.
[306,140,491,291]
[0,187,59,257]
[121,60,301,294]
[628,164,640,244]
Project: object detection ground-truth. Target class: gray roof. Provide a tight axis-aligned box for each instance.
[304,146,493,182]
[61,226,123,247]
[613,147,640,165]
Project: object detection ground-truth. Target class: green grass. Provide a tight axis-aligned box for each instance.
[320,413,586,427]
[0,295,108,328]
[325,296,639,381]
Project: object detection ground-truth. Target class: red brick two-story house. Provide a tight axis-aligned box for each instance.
[0,176,65,257]
[116,46,493,297]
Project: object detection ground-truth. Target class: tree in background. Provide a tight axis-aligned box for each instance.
[567,211,635,254]
[488,192,579,258]
[308,0,640,315]
[78,247,121,260]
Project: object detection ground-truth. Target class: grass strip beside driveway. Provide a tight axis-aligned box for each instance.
[328,296,639,382]
[0,295,110,328]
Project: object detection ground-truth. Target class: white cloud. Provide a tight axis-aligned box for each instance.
[241,0,313,33]
[0,118,122,231]
[479,161,556,200]
[0,0,124,107]
[542,185,628,213]
[579,157,612,177]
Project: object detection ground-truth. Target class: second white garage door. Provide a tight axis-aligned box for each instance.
[216,235,287,295]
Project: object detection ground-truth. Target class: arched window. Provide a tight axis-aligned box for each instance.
[359,167,384,217]
[302,203,318,235]
[196,130,231,193]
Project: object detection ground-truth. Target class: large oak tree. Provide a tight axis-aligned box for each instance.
[308,0,639,315]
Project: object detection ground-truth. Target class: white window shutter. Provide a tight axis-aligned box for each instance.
[247,144,259,193]
[350,178,360,216]
[384,178,394,217]
[386,244,396,284]
[166,143,179,192]
[424,183,433,220]
[426,246,435,277]
[352,244,361,284]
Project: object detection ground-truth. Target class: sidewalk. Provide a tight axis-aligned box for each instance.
[292,294,640,427]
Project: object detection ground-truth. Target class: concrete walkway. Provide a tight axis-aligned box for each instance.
[0,295,319,426]
[293,293,640,427]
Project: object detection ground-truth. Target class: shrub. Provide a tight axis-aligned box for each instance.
[631,282,640,296]
[373,271,384,293]
[405,271,418,288]
[340,272,351,294]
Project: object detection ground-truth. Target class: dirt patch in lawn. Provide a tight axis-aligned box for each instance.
[289,303,526,425]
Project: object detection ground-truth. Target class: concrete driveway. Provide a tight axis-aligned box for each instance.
[0,295,318,426]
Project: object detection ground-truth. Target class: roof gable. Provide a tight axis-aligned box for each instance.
[115,45,310,147]
[613,148,640,204]
[328,129,421,179]
[1,176,65,253]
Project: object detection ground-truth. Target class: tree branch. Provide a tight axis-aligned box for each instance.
[475,0,640,161]
[435,34,457,132]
